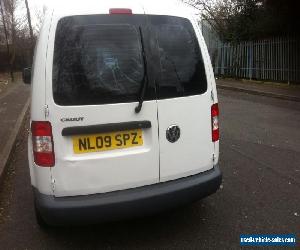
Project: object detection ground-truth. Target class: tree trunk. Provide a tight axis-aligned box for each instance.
[24,0,34,65]
[0,0,14,81]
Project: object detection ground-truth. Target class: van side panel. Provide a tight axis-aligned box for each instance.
[30,12,53,122]
[29,12,54,195]
[191,16,220,165]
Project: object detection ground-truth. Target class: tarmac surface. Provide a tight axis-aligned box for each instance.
[217,79,300,102]
[0,88,299,249]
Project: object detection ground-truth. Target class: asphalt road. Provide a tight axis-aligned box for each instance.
[0,89,299,249]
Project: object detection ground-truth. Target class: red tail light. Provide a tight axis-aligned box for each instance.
[211,104,219,142]
[31,121,55,167]
[109,8,132,14]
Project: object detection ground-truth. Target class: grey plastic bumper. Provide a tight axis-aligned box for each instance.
[34,165,222,226]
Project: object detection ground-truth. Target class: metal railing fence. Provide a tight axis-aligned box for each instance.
[202,21,300,83]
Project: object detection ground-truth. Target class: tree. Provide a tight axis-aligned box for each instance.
[0,0,35,74]
[24,0,34,62]
[2,0,19,72]
[185,0,299,42]
[34,5,47,33]
[185,0,265,41]
[262,0,299,37]
[0,0,14,80]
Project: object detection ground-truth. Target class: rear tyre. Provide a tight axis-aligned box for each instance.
[34,202,49,228]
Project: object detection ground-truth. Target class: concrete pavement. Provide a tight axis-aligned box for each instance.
[0,80,30,184]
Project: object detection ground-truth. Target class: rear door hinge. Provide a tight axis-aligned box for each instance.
[51,178,55,192]
[211,90,215,102]
[44,105,49,118]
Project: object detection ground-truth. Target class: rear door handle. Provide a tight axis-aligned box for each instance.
[62,121,152,136]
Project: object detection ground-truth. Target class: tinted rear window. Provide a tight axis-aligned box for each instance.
[53,17,146,105]
[150,16,207,99]
[52,15,207,106]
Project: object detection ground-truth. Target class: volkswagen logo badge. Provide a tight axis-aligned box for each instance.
[166,125,181,143]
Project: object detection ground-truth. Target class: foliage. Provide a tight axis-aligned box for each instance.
[185,0,299,42]
[0,0,44,72]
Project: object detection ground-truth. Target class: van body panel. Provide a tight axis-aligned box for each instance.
[158,94,214,182]
[28,11,54,195]
[45,13,160,197]
[47,102,160,197]
[191,16,220,166]
[143,13,215,181]
[29,1,221,215]
[30,12,52,122]
[44,11,215,196]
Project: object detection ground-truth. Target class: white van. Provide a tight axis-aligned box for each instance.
[23,0,222,226]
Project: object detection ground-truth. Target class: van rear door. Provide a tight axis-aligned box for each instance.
[46,14,159,197]
[148,16,214,181]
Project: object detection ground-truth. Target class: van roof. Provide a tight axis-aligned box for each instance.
[47,0,198,20]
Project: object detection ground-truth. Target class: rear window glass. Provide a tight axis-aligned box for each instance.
[53,20,144,105]
[52,15,207,106]
[150,16,207,99]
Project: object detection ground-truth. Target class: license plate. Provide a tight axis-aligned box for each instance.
[73,129,143,154]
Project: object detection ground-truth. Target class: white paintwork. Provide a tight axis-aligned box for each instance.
[28,0,219,197]
[27,10,54,195]
[158,94,214,182]
[152,14,218,182]
[47,103,160,197]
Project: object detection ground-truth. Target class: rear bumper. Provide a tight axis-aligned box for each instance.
[34,165,222,226]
